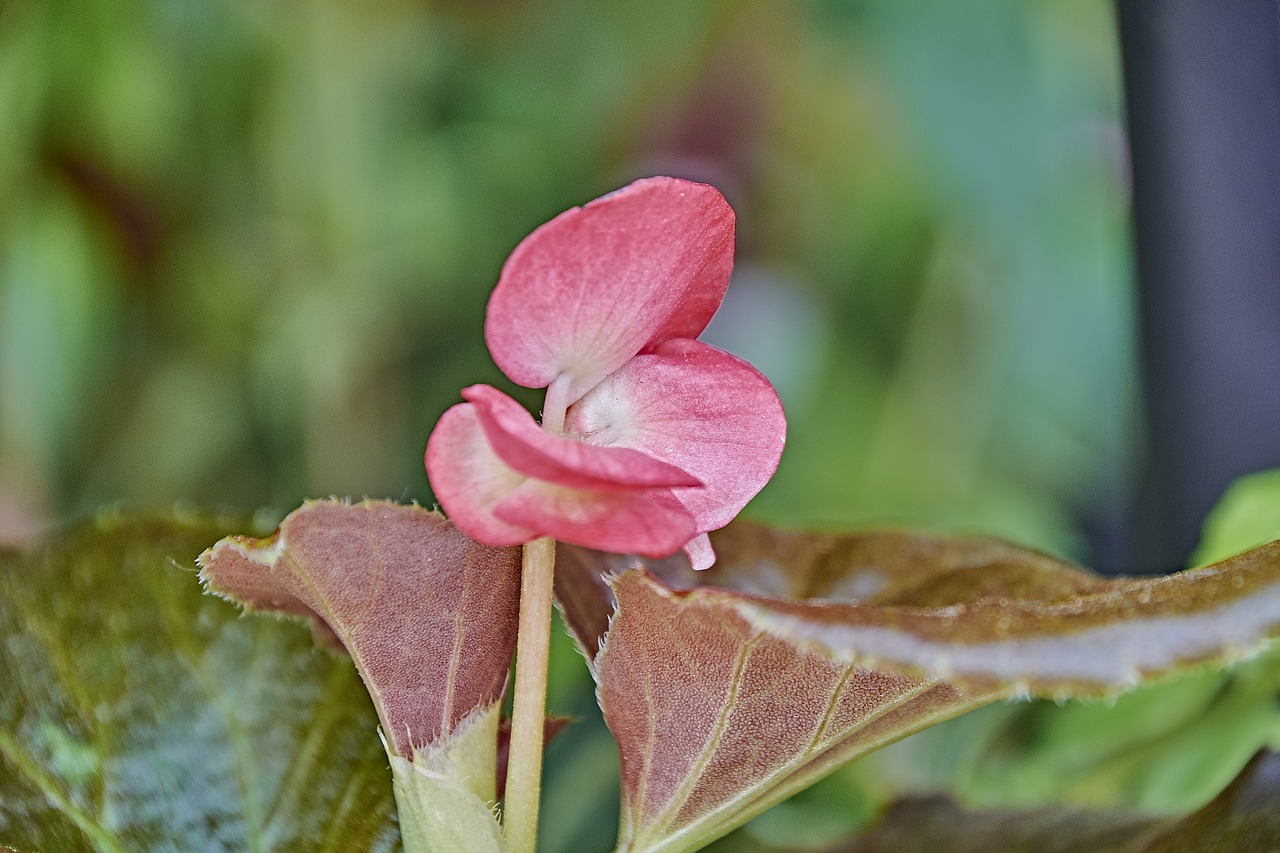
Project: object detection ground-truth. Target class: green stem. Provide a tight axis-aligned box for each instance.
[503,373,573,852]
[503,535,556,853]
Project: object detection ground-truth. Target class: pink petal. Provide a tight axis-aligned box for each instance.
[682,533,715,571]
[425,402,537,547]
[493,480,698,557]
[462,384,702,492]
[485,177,735,403]
[565,338,786,536]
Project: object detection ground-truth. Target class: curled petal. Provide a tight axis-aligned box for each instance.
[494,480,698,557]
[462,384,702,491]
[485,177,735,403]
[566,338,786,537]
[425,403,536,547]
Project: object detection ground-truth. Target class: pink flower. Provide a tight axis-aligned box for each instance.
[425,177,785,570]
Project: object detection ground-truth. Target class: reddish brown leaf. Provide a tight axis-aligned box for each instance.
[553,523,1100,661]
[596,572,991,853]
[736,536,1280,695]
[198,500,521,758]
[554,522,1280,853]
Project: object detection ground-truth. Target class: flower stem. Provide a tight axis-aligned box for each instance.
[503,375,571,852]
[541,374,571,435]
[503,535,556,853]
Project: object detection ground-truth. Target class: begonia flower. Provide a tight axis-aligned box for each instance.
[425,177,785,570]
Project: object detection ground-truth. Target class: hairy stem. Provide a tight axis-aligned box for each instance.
[503,536,556,853]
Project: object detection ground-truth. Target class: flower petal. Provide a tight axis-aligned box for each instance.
[462,384,703,491]
[425,402,537,547]
[565,338,786,536]
[493,480,698,557]
[485,177,735,402]
[683,533,715,571]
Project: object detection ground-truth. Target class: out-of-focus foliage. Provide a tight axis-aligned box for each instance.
[1193,469,1280,567]
[0,0,1133,850]
[0,0,1132,557]
[0,514,400,852]
[833,751,1280,853]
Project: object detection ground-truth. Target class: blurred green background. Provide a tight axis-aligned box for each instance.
[0,0,1136,849]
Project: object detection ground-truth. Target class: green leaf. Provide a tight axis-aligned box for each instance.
[389,705,506,853]
[832,750,1280,853]
[198,500,523,853]
[866,643,1280,815]
[1193,469,1280,567]
[0,512,399,852]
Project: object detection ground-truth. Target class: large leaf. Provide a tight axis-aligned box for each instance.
[856,469,1280,817]
[555,522,1280,853]
[0,513,399,852]
[835,749,1280,853]
[198,500,523,853]
[735,533,1280,694]
[601,572,987,853]
[556,528,995,853]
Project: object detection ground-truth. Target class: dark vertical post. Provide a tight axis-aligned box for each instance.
[1118,0,1280,568]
